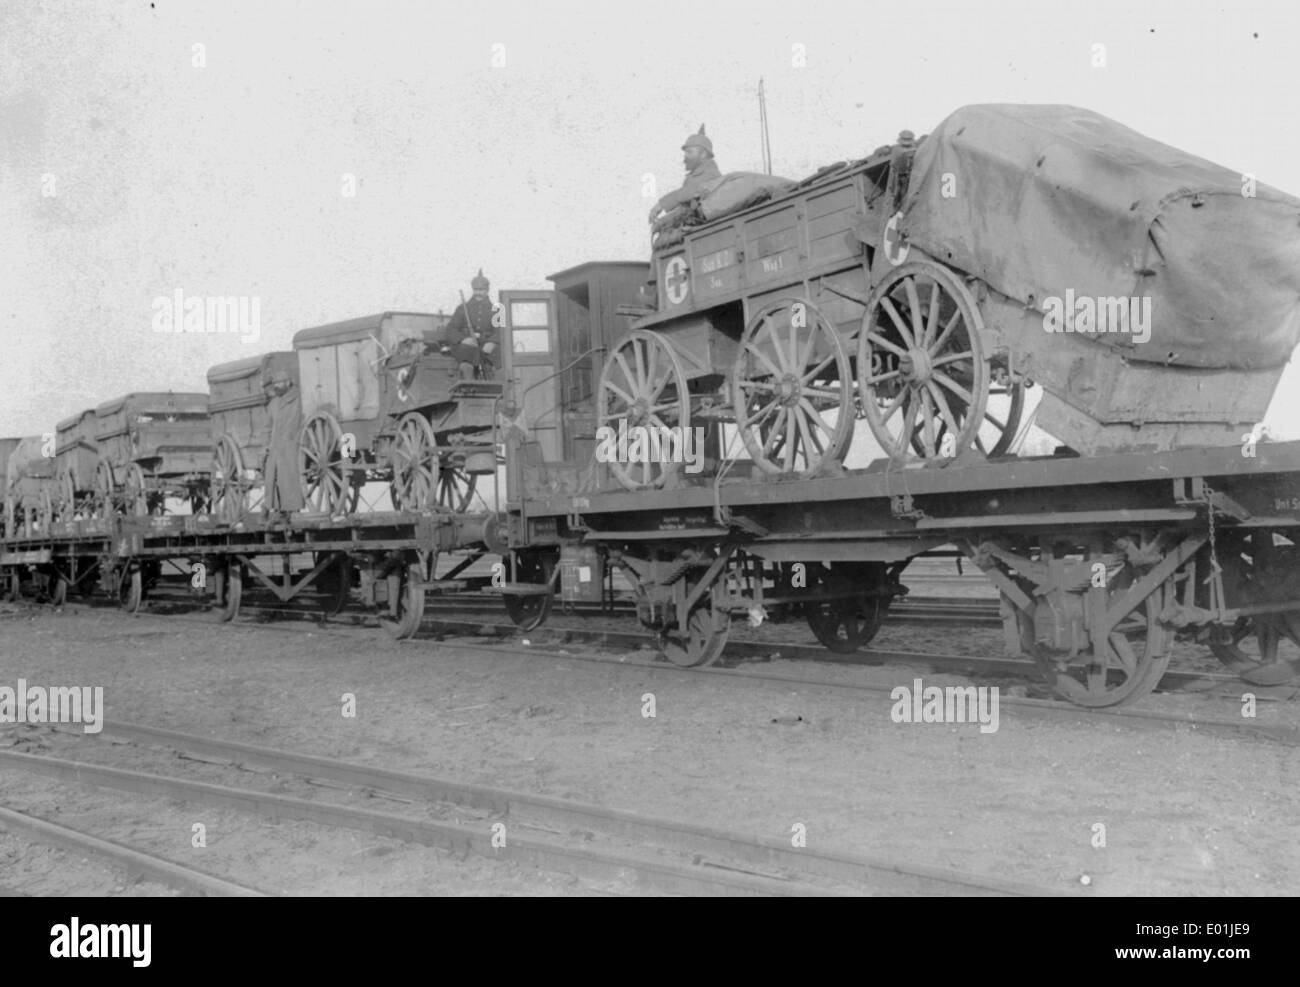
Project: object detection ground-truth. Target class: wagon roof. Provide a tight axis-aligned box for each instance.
[206,351,295,385]
[56,409,97,431]
[292,312,439,350]
[95,392,210,416]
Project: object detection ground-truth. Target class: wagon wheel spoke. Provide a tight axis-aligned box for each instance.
[866,332,908,358]
[903,277,925,349]
[879,296,915,349]
[918,388,937,457]
[930,309,963,355]
[931,371,974,406]
[931,350,975,368]
[745,342,783,380]
[801,353,837,384]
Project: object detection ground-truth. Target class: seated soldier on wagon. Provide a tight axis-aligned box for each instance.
[441,270,501,381]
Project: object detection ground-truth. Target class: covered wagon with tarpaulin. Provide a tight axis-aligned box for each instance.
[206,351,298,523]
[4,435,56,538]
[291,311,498,515]
[889,103,1300,458]
[93,392,213,515]
[54,408,100,518]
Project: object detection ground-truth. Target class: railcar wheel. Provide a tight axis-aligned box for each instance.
[733,298,853,477]
[807,596,888,653]
[859,261,991,460]
[117,566,143,614]
[379,563,425,640]
[216,563,242,622]
[1013,575,1172,708]
[316,554,350,617]
[211,435,250,524]
[597,330,690,490]
[1209,615,1300,686]
[299,412,350,515]
[659,605,731,668]
[503,553,556,631]
[389,413,437,511]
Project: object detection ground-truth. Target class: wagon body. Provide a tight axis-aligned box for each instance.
[4,435,56,536]
[94,392,213,478]
[55,409,100,493]
[290,312,500,515]
[207,352,298,454]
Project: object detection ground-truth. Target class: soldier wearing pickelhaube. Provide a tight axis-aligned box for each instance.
[444,269,499,380]
[647,125,723,226]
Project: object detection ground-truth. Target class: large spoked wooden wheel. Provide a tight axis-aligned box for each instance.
[299,412,349,514]
[910,376,1026,459]
[124,463,154,516]
[1014,574,1173,708]
[211,435,252,524]
[389,413,437,511]
[596,330,690,490]
[436,452,477,513]
[733,298,853,477]
[859,261,994,460]
[93,460,116,519]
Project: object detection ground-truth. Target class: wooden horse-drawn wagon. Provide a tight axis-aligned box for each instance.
[54,409,100,519]
[93,392,213,516]
[3,435,56,538]
[619,103,1300,488]
[207,351,298,523]
[291,312,499,515]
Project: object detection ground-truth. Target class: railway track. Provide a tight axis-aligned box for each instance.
[0,720,1074,896]
[11,596,1296,744]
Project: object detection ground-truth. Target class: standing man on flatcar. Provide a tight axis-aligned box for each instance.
[256,370,304,518]
[443,269,500,380]
[647,125,722,228]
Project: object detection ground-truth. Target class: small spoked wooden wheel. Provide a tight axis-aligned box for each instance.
[732,298,853,477]
[596,330,690,491]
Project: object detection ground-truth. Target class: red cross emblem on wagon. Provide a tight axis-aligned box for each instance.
[883,211,910,266]
[663,256,690,306]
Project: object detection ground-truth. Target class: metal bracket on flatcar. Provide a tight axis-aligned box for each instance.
[1172,476,1251,521]
[890,494,926,521]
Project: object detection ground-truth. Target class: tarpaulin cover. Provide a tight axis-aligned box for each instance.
[699,172,797,220]
[901,104,1300,369]
[6,436,53,491]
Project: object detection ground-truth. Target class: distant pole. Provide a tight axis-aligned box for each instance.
[758,77,772,175]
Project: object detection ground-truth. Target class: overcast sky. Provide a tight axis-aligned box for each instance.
[2,0,1297,439]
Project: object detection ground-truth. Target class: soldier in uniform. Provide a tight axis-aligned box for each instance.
[443,269,500,380]
[256,370,304,517]
[647,125,723,227]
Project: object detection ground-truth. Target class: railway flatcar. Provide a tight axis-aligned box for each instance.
[93,392,212,516]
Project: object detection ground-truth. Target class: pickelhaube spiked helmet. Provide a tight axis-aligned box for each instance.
[682,124,712,154]
[471,269,490,291]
